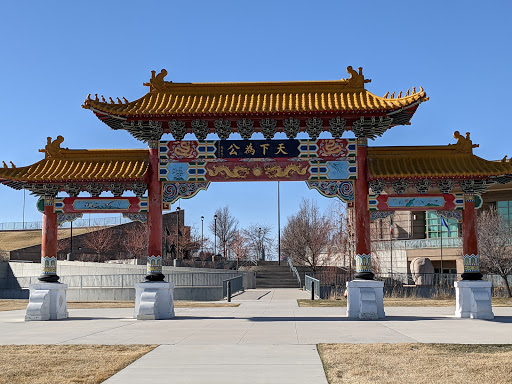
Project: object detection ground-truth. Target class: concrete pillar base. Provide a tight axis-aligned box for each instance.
[455,280,494,319]
[25,283,68,321]
[134,282,175,320]
[346,280,385,320]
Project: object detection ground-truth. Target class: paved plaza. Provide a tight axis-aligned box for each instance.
[1,288,511,383]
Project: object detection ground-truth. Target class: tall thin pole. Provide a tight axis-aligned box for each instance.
[440,224,443,284]
[277,181,281,265]
[201,216,204,256]
[70,220,73,254]
[22,189,26,230]
[176,207,180,259]
[214,214,217,256]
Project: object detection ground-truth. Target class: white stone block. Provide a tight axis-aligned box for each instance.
[134,282,175,320]
[455,280,494,320]
[346,280,385,320]
[25,283,68,321]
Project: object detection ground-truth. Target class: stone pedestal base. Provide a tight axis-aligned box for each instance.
[25,283,68,321]
[134,282,175,320]
[455,280,494,319]
[346,280,385,320]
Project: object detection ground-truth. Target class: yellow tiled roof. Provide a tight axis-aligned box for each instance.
[368,146,512,179]
[82,68,427,117]
[0,149,148,182]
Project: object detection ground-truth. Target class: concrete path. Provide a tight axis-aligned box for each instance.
[1,288,512,383]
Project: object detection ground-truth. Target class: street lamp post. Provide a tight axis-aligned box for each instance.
[201,216,204,256]
[176,207,180,259]
[214,214,218,257]
[258,227,262,261]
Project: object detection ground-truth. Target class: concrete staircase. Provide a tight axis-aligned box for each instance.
[243,261,301,288]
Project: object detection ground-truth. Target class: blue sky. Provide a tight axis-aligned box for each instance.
[1,1,511,250]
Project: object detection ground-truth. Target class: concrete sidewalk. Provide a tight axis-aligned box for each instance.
[1,288,512,383]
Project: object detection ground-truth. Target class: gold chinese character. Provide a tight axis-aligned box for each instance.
[275,143,288,155]
[228,143,240,156]
[244,143,256,156]
[260,143,270,155]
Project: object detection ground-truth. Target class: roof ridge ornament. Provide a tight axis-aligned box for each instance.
[143,69,170,92]
[39,136,67,159]
[344,66,371,89]
[450,131,479,154]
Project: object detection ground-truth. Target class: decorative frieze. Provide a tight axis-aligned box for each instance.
[352,116,393,139]
[370,211,394,222]
[436,179,455,194]
[214,118,232,140]
[147,255,163,277]
[306,180,354,204]
[259,118,277,140]
[459,179,475,194]
[63,183,82,197]
[130,182,148,197]
[122,120,163,142]
[414,179,432,194]
[191,119,209,140]
[25,183,60,198]
[109,183,126,197]
[85,183,105,197]
[369,179,387,195]
[328,117,346,138]
[305,117,323,140]
[436,210,463,222]
[236,118,254,140]
[123,212,148,224]
[57,213,83,226]
[391,179,409,194]
[283,117,300,139]
[168,120,187,140]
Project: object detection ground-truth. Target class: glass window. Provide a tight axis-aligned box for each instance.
[496,200,512,226]
[426,211,460,239]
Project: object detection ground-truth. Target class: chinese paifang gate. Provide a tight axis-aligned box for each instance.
[1,66,511,319]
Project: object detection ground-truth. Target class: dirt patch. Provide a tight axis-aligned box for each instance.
[0,299,239,311]
[0,344,156,384]
[298,297,512,307]
[318,343,512,384]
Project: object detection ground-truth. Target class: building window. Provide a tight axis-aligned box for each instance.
[426,211,460,238]
[497,201,512,226]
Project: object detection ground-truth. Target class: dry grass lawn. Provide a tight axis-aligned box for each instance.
[298,297,512,307]
[0,344,156,384]
[318,343,512,384]
[0,299,239,311]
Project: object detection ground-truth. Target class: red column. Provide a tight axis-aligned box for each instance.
[39,198,59,282]
[461,194,482,280]
[146,140,164,281]
[354,138,373,279]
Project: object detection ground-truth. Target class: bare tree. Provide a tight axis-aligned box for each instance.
[209,206,238,257]
[478,208,512,297]
[229,230,251,268]
[165,223,200,261]
[82,226,114,262]
[242,224,274,262]
[124,222,148,263]
[281,199,334,272]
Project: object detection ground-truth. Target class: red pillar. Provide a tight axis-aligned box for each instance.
[354,138,373,279]
[39,198,59,282]
[461,194,482,280]
[146,140,164,281]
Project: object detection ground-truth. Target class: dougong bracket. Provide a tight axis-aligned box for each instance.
[162,182,210,204]
[306,180,354,206]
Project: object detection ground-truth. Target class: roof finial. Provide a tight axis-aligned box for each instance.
[345,66,371,88]
[450,131,479,153]
[38,136,67,159]
[143,69,169,92]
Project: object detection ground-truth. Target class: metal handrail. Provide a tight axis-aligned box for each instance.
[304,274,320,298]
[222,275,244,298]
[287,258,301,287]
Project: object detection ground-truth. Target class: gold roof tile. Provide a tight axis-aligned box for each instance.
[0,148,148,183]
[82,67,428,117]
